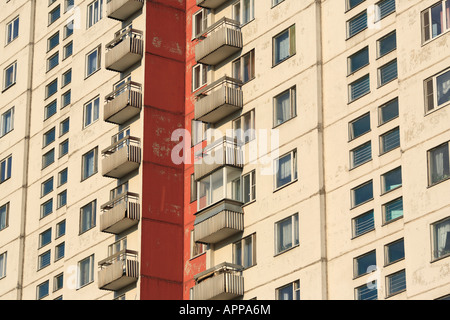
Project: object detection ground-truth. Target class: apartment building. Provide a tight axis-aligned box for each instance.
[0,0,449,300]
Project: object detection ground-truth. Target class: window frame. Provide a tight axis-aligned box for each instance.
[274,149,298,191]
[272,25,296,66]
[274,213,299,255]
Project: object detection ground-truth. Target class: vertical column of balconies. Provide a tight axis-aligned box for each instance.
[190,3,247,300]
[98,0,144,292]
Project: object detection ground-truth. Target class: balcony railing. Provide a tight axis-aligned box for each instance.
[195,18,242,66]
[98,249,139,291]
[106,27,144,73]
[192,262,244,300]
[106,0,144,21]
[194,199,244,244]
[104,81,142,125]
[100,192,140,234]
[194,136,244,181]
[102,136,141,179]
[196,0,228,9]
[195,76,243,124]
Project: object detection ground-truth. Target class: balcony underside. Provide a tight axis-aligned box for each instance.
[192,273,244,300]
[195,199,244,244]
[100,201,140,234]
[195,86,243,123]
[107,0,144,21]
[98,259,139,291]
[102,146,141,179]
[195,28,242,66]
[106,38,143,73]
[196,0,228,9]
[104,91,142,125]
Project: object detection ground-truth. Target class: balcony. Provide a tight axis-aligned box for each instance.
[196,0,228,9]
[102,136,141,179]
[100,192,140,234]
[104,81,142,125]
[105,27,143,73]
[98,249,139,291]
[194,199,243,244]
[194,137,243,181]
[107,0,144,21]
[195,18,242,66]
[195,76,243,124]
[192,263,244,300]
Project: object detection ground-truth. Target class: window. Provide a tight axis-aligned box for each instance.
[347,10,367,38]
[276,280,300,300]
[38,250,51,270]
[232,50,255,83]
[42,149,55,169]
[41,199,53,218]
[274,150,297,189]
[272,0,285,7]
[379,127,400,154]
[54,273,64,292]
[44,100,57,120]
[378,59,398,86]
[41,177,54,197]
[87,0,103,28]
[80,200,96,233]
[59,139,69,158]
[3,61,17,91]
[6,16,19,44]
[378,98,399,125]
[233,109,255,144]
[432,217,450,260]
[377,31,396,58]
[381,167,402,194]
[56,220,66,238]
[349,74,370,102]
[386,269,406,297]
[421,1,450,43]
[349,112,370,140]
[350,141,372,168]
[233,0,255,25]
[190,174,197,203]
[191,120,208,146]
[0,155,12,183]
[65,0,75,11]
[273,25,296,66]
[57,190,67,208]
[354,250,376,277]
[58,168,68,186]
[43,127,56,148]
[64,20,74,39]
[375,0,396,21]
[47,32,59,52]
[383,197,403,223]
[49,5,60,25]
[351,180,373,208]
[192,64,207,92]
[424,68,450,113]
[273,86,296,127]
[242,170,256,204]
[63,41,73,59]
[83,96,100,128]
[192,9,207,39]
[39,228,52,248]
[428,142,450,186]
[62,90,71,109]
[78,255,94,288]
[275,213,299,254]
[346,0,365,11]
[62,69,72,88]
[60,118,70,136]
[45,79,58,99]
[55,242,65,261]
[1,107,14,137]
[348,47,369,74]
[190,230,206,258]
[385,238,405,265]
[233,234,256,268]
[352,210,374,238]
[0,252,6,279]
[355,282,377,300]
[47,52,59,71]
[37,280,49,300]
[85,46,101,77]
[0,203,9,231]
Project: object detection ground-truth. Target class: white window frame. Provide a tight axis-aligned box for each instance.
[192,63,207,92]
[0,107,14,138]
[273,86,297,127]
[192,9,207,39]
[6,16,19,45]
[274,213,299,255]
[85,46,101,78]
[77,254,94,288]
[190,230,207,259]
[424,68,450,114]
[0,252,6,279]
[83,96,100,128]
[87,0,103,28]
[276,280,300,300]
[3,61,17,91]
[233,233,256,269]
[274,150,297,190]
[421,0,450,44]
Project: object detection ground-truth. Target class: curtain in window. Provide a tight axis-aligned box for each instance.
[446,1,450,29]
[275,31,289,64]
[436,220,450,257]
[243,237,252,268]
[278,284,293,300]
[87,51,98,75]
[431,3,443,37]
[277,154,291,188]
[276,91,291,126]
[81,205,93,232]
[242,0,252,24]
[79,258,91,287]
[278,218,292,252]
[2,111,12,136]
[84,152,94,178]
[431,144,449,183]
[437,70,450,106]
